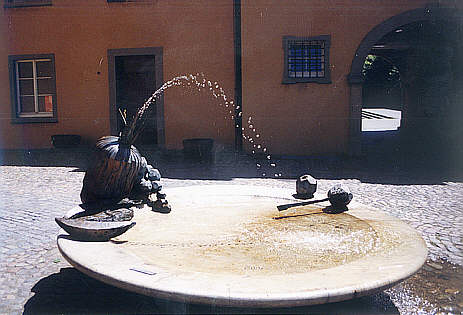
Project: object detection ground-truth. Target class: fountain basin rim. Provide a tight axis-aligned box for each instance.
[57,184,428,307]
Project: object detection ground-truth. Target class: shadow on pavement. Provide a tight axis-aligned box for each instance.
[0,147,91,171]
[24,268,399,315]
[1,144,462,185]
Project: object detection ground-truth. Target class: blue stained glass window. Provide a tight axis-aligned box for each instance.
[287,40,325,79]
[284,35,331,83]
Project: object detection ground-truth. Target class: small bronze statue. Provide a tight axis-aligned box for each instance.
[130,157,171,213]
[294,174,317,199]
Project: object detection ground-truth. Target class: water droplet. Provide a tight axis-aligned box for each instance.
[252,150,255,154]
[267,155,271,159]
[236,124,239,128]
[252,129,256,132]
[257,145,261,148]
[256,163,261,167]
[270,163,276,167]
[263,148,267,152]
[256,134,260,138]
[262,173,266,176]
[249,124,254,129]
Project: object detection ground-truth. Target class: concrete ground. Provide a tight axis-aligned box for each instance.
[362,108,402,132]
[0,146,462,314]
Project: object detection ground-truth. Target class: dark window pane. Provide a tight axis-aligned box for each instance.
[310,59,322,71]
[38,95,53,112]
[19,79,34,95]
[309,47,322,56]
[37,78,54,94]
[18,62,33,78]
[36,60,53,77]
[20,96,35,113]
[5,0,52,8]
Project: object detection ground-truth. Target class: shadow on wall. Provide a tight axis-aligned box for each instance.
[23,267,399,315]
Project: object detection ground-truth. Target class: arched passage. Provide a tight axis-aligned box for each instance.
[347,7,462,160]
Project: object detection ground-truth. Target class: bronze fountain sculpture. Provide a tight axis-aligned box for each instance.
[56,91,170,241]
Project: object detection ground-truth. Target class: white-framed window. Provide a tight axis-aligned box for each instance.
[9,54,57,123]
[283,35,331,84]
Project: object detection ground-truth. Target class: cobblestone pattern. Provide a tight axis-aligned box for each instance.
[0,167,82,314]
[0,153,462,314]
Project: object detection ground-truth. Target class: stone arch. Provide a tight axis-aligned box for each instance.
[346,7,462,155]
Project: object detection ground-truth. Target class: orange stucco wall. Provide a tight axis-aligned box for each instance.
[1,0,235,149]
[2,0,456,154]
[240,0,432,156]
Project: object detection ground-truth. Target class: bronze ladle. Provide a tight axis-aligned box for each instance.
[277,184,353,212]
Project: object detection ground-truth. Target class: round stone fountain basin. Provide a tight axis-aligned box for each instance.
[57,185,427,307]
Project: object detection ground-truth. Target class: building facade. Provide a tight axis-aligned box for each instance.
[1,0,461,157]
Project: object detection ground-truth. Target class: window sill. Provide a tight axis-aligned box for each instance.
[282,78,332,84]
[12,116,57,124]
[4,1,52,8]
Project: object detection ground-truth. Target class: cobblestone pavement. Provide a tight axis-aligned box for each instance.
[0,148,462,314]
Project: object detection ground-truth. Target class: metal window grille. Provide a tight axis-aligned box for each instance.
[288,40,325,79]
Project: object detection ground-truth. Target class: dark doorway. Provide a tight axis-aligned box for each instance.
[115,55,157,145]
[348,8,462,171]
[360,19,462,169]
[360,37,406,161]
[108,47,164,148]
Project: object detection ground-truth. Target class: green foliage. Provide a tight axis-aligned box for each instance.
[363,54,400,87]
